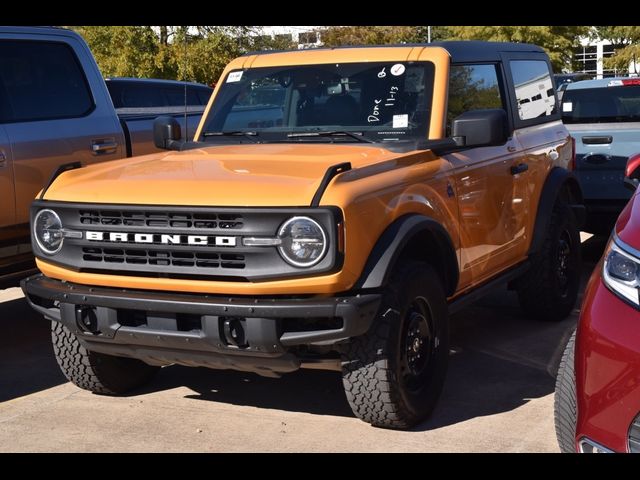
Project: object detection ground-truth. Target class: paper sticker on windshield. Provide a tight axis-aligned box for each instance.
[391,64,405,76]
[393,114,409,128]
[562,102,573,113]
[227,71,243,83]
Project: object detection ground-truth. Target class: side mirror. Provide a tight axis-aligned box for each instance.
[153,116,182,150]
[451,109,508,148]
[624,153,640,191]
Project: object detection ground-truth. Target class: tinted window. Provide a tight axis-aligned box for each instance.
[510,60,555,120]
[0,40,93,123]
[561,85,640,123]
[447,64,504,132]
[107,82,212,108]
[163,87,200,107]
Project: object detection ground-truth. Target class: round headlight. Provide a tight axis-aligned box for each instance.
[277,216,328,267]
[34,209,64,255]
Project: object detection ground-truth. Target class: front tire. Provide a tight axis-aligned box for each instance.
[341,262,449,429]
[516,201,581,321]
[554,330,577,453]
[52,322,159,395]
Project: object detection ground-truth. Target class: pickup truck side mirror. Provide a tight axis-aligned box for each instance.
[624,153,640,191]
[451,109,508,148]
[153,116,182,150]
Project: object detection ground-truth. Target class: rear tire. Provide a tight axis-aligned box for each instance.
[341,262,449,429]
[554,330,578,453]
[52,322,159,395]
[516,201,581,321]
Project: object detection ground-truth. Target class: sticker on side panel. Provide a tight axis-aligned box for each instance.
[393,114,409,128]
[562,102,573,112]
[226,71,244,83]
[391,64,405,76]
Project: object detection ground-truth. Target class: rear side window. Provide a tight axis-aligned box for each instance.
[510,60,556,120]
[0,40,93,123]
[447,64,505,133]
[107,82,212,108]
[561,85,640,123]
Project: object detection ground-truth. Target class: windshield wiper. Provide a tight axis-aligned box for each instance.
[287,131,374,144]
[203,131,259,143]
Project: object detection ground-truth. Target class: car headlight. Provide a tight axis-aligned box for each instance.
[33,209,64,255]
[277,216,327,267]
[602,239,640,306]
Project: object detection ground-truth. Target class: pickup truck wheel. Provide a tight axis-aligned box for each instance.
[341,262,449,429]
[554,330,577,453]
[516,201,580,321]
[52,322,159,395]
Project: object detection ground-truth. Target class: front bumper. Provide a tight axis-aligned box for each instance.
[21,274,381,377]
[576,271,640,452]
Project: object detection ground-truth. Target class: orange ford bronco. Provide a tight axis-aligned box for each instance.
[22,42,584,429]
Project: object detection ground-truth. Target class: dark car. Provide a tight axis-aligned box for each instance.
[554,155,640,453]
[105,77,213,110]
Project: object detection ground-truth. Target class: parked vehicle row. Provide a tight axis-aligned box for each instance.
[21,40,584,430]
[0,27,210,288]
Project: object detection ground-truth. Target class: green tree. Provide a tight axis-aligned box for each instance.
[594,26,640,75]
[69,26,296,86]
[319,26,434,46]
[72,26,163,78]
[445,26,589,72]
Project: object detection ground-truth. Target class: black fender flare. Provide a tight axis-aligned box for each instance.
[530,167,584,255]
[354,214,459,296]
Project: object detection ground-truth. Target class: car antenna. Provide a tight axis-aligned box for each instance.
[183,27,188,141]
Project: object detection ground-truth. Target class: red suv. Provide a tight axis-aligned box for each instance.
[554,155,640,453]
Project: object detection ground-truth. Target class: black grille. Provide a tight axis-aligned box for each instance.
[82,247,245,269]
[629,414,640,452]
[79,210,244,230]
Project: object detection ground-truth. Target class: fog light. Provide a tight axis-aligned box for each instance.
[578,437,614,453]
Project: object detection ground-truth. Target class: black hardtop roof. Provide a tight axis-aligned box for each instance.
[243,41,546,64]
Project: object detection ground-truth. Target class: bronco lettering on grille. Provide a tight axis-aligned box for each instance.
[85,231,237,247]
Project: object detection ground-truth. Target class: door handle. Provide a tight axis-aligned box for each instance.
[510,163,529,175]
[91,140,118,155]
[0,151,6,167]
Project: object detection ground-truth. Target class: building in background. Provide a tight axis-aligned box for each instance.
[574,37,638,79]
[256,26,322,49]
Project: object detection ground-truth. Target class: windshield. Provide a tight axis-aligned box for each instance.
[200,61,435,143]
[562,85,640,123]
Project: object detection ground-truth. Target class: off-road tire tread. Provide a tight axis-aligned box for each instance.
[554,330,577,453]
[342,262,448,429]
[517,201,580,321]
[52,322,158,395]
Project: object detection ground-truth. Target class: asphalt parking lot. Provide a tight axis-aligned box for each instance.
[0,234,606,452]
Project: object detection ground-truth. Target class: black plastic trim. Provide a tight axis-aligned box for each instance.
[21,274,381,350]
[354,214,459,296]
[448,261,530,314]
[39,162,82,200]
[311,162,351,207]
[530,167,584,255]
[30,200,344,282]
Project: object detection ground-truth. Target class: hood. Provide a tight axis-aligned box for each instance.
[615,188,640,249]
[43,144,406,207]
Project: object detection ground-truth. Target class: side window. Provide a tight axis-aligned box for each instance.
[164,87,200,107]
[447,64,504,134]
[509,60,555,121]
[0,40,93,123]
